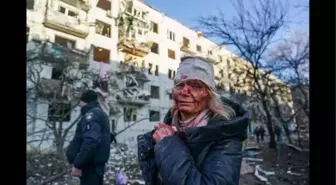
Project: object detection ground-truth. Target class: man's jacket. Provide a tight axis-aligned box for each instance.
[66,101,111,169]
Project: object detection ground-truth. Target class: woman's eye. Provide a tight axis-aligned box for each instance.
[175,84,184,89]
[189,83,202,89]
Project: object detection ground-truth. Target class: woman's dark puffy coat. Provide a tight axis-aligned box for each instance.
[137,97,249,185]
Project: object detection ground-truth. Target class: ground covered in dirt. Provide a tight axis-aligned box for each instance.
[239,139,309,185]
[27,144,144,185]
[27,139,309,185]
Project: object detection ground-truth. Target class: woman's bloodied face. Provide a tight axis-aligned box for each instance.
[172,79,210,115]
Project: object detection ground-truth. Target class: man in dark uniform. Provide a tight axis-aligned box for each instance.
[66,90,111,185]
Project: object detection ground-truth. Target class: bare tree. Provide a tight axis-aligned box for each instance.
[198,0,291,148]
[269,33,309,147]
[27,39,93,159]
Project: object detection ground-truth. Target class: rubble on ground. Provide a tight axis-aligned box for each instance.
[104,144,144,184]
[26,144,145,185]
[239,138,309,185]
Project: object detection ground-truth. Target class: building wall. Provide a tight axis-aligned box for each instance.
[113,0,235,150]
[27,0,294,151]
[27,0,119,149]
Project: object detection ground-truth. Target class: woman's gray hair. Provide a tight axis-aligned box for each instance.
[207,89,236,120]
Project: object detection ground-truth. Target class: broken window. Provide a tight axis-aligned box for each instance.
[125,75,138,87]
[150,42,159,54]
[126,2,132,13]
[27,27,30,43]
[133,9,142,18]
[149,110,160,122]
[27,0,35,10]
[168,49,176,59]
[48,103,71,122]
[54,35,76,48]
[219,56,223,62]
[219,69,224,78]
[182,37,190,47]
[155,65,159,76]
[148,63,153,75]
[59,6,66,14]
[150,21,159,33]
[58,6,78,17]
[96,0,111,11]
[96,20,111,38]
[150,85,160,99]
[51,68,62,80]
[167,30,175,41]
[94,46,110,63]
[124,107,137,122]
[168,69,176,79]
[93,79,108,92]
[208,50,213,55]
[196,45,202,52]
[68,10,77,17]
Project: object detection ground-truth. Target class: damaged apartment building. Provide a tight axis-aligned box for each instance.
[27,0,295,150]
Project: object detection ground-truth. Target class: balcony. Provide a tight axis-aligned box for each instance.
[180,43,196,55]
[39,78,62,97]
[43,9,89,39]
[118,39,151,57]
[232,67,244,74]
[39,78,83,101]
[117,96,150,105]
[28,40,90,69]
[205,54,220,65]
[60,0,90,11]
[116,88,151,106]
[118,3,151,57]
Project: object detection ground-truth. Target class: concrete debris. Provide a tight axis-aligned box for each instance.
[27,144,144,185]
[286,170,303,176]
[254,166,268,182]
[254,165,274,185]
[256,165,275,176]
[128,179,146,185]
[244,157,264,162]
[240,160,254,175]
[105,145,143,184]
[126,74,139,87]
[286,144,303,152]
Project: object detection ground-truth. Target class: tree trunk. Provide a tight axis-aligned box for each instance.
[54,135,66,161]
[282,123,293,144]
[296,128,303,148]
[260,97,276,148]
[266,120,276,148]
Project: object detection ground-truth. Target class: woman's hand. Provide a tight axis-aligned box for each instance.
[153,123,176,143]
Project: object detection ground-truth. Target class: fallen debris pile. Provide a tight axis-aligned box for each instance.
[26,150,77,185]
[239,139,309,185]
[26,144,145,185]
[254,165,276,184]
[104,144,144,184]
